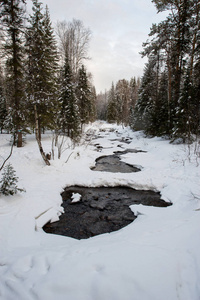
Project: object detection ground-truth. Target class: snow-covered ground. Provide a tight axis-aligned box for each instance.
[0,121,200,300]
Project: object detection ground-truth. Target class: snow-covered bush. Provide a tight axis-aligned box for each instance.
[0,163,25,196]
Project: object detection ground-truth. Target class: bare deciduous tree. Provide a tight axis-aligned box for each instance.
[56,19,91,77]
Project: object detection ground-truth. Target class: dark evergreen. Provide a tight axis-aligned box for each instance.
[132,59,157,132]
[58,52,80,140]
[129,77,140,128]
[0,69,7,133]
[25,0,58,138]
[107,83,118,123]
[88,85,97,122]
[156,71,170,136]
[0,0,27,146]
[132,0,200,139]
[0,163,25,195]
[76,65,92,128]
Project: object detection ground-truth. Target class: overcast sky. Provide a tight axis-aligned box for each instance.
[26,0,166,93]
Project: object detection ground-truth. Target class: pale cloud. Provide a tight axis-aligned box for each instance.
[26,0,166,93]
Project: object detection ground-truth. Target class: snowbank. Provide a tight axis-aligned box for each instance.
[0,122,199,300]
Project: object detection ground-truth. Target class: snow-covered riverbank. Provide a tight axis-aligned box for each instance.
[0,122,199,300]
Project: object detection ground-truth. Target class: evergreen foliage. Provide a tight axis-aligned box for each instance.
[0,163,25,196]
[58,52,80,140]
[106,83,118,123]
[76,65,92,127]
[129,77,140,127]
[106,78,141,126]
[132,0,200,139]
[89,86,97,122]
[0,0,27,146]
[25,0,58,136]
[0,0,95,164]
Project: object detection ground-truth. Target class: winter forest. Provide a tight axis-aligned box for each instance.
[0,0,97,166]
[0,1,200,299]
[0,0,200,159]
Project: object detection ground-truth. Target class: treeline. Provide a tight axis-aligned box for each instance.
[104,0,200,141]
[96,77,140,126]
[1,0,199,158]
[0,0,96,162]
[133,0,200,140]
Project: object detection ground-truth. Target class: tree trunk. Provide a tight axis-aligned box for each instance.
[17,130,22,147]
[167,51,172,130]
[190,3,199,78]
[34,104,50,166]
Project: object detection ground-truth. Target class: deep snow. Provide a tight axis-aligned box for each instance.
[0,122,200,300]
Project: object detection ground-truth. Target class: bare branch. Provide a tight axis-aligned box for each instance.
[0,141,14,172]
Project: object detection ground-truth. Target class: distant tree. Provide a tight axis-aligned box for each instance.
[115,79,130,126]
[58,52,80,140]
[76,65,92,128]
[129,77,139,109]
[129,77,140,127]
[96,91,108,120]
[88,85,97,122]
[107,83,118,123]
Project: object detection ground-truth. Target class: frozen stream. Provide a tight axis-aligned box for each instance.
[43,186,172,239]
[43,146,171,239]
[91,148,145,173]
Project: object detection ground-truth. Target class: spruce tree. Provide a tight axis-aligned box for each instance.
[42,5,59,126]
[156,71,170,136]
[107,83,118,123]
[25,0,45,134]
[87,85,97,123]
[129,77,140,128]
[25,0,58,165]
[135,0,200,138]
[76,65,92,129]
[58,52,80,140]
[0,163,25,196]
[0,0,27,146]
[26,0,58,137]
[132,59,157,133]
